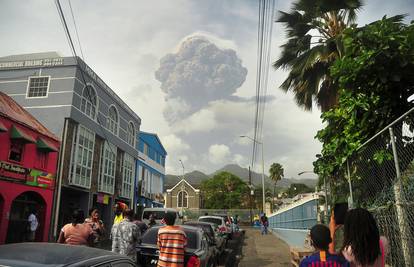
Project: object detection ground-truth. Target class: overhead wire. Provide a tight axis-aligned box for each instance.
[251,0,275,179]
[55,0,118,157]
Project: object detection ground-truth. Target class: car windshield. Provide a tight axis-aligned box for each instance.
[142,211,176,220]
[141,228,198,249]
[199,217,222,225]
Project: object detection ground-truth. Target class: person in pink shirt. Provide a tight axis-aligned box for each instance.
[58,209,93,246]
[342,208,388,267]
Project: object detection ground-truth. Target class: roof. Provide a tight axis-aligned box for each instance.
[139,131,167,155]
[0,92,59,141]
[166,179,200,193]
[0,52,61,62]
[0,243,129,266]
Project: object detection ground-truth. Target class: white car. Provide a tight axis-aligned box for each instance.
[199,215,232,239]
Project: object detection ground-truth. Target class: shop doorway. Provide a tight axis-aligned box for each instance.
[58,187,89,231]
[6,191,46,243]
[91,194,113,233]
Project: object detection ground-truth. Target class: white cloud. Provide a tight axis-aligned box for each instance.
[208,144,231,164]
[174,109,217,134]
[161,134,190,153]
[233,153,246,166]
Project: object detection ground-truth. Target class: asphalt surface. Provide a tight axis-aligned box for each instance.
[239,228,291,267]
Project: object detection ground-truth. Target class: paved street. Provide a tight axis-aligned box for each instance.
[239,228,291,267]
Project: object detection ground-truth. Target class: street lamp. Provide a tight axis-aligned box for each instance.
[240,135,266,213]
[298,170,328,223]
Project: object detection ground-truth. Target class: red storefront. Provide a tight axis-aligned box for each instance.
[0,92,59,244]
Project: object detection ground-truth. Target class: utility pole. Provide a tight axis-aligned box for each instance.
[249,166,253,225]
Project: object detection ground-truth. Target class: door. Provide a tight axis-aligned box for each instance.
[6,191,46,243]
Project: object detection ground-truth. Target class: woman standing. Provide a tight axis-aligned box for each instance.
[342,208,388,267]
[58,209,93,246]
[85,208,105,247]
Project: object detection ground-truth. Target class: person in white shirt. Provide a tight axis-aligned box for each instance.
[27,210,39,242]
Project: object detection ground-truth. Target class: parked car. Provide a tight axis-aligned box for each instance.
[141,208,181,225]
[199,215,232,239]
[213,214,235,238]
[184,221,225,256]
[137,225,217,267]
[0,243,136,267]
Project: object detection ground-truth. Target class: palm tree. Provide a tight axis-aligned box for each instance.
[269,163,284,211]
[274,0,363,112]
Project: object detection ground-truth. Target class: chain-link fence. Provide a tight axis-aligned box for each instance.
[346,108,414,267]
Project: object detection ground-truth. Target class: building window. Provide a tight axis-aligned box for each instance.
[27,76,50,98]
[107,105,118,135]
[36,150,48,170]
[177,191,188,208]
[127,122,135,146]
[121,153,135,199]
[70,125,95,188]
[99,141,116,194]
[143,143,148,156]
[80,85,97,120]
[9,140,24,162]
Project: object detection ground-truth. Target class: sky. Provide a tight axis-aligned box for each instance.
[1,0,413,181]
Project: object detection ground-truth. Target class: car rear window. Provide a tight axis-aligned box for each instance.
[184,223,214,236]
[141,228,198,249]
[142,211,176,220]
[199,217,222,225]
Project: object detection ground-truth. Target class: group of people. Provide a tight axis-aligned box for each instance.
[56,202,175,263]
[300,207,388,267]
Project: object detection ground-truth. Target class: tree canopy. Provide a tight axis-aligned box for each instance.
[201,171,249,209]
[274,0,363,111]
[269,163,284,184]
[313,17,414,198]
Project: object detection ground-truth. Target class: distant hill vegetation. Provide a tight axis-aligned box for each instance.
[164,164,317,190]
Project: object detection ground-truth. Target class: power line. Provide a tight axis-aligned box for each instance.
[55,0,118,157]
[251,0,275,177]
[68,0,85,60]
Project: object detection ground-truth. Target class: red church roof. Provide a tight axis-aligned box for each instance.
[0,92,59,141]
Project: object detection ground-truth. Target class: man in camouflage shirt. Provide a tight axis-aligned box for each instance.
[111,209,140,261]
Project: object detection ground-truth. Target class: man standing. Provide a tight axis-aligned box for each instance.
[27,209,38,242]
[157,212,187,267]
[111,209,140,261]
[260,213,268,235]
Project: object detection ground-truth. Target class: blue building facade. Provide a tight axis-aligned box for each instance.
[135,132,167,211]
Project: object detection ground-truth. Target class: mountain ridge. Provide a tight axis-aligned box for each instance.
[164,164,317,190]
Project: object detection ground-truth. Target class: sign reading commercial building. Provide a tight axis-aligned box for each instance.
[0,58,64,69]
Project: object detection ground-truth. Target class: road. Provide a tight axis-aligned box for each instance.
[238,227,291,267]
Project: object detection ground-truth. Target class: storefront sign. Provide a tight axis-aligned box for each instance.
[0,58,64,69]
[26,169,55,189]
[0,161,27,175]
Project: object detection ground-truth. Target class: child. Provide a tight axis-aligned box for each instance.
[300,224,349,267]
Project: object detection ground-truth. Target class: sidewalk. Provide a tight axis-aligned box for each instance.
[239,228,291,267]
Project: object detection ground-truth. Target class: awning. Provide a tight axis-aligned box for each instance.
[0,121,7,132]
[36,137,59,152]
[10,125,36,143]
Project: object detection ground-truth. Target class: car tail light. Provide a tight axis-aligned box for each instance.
[187,256,200,267]
[219,226,227,232]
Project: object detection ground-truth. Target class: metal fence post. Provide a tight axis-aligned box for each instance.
[389,127,412,266]
[346,159,354,208]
